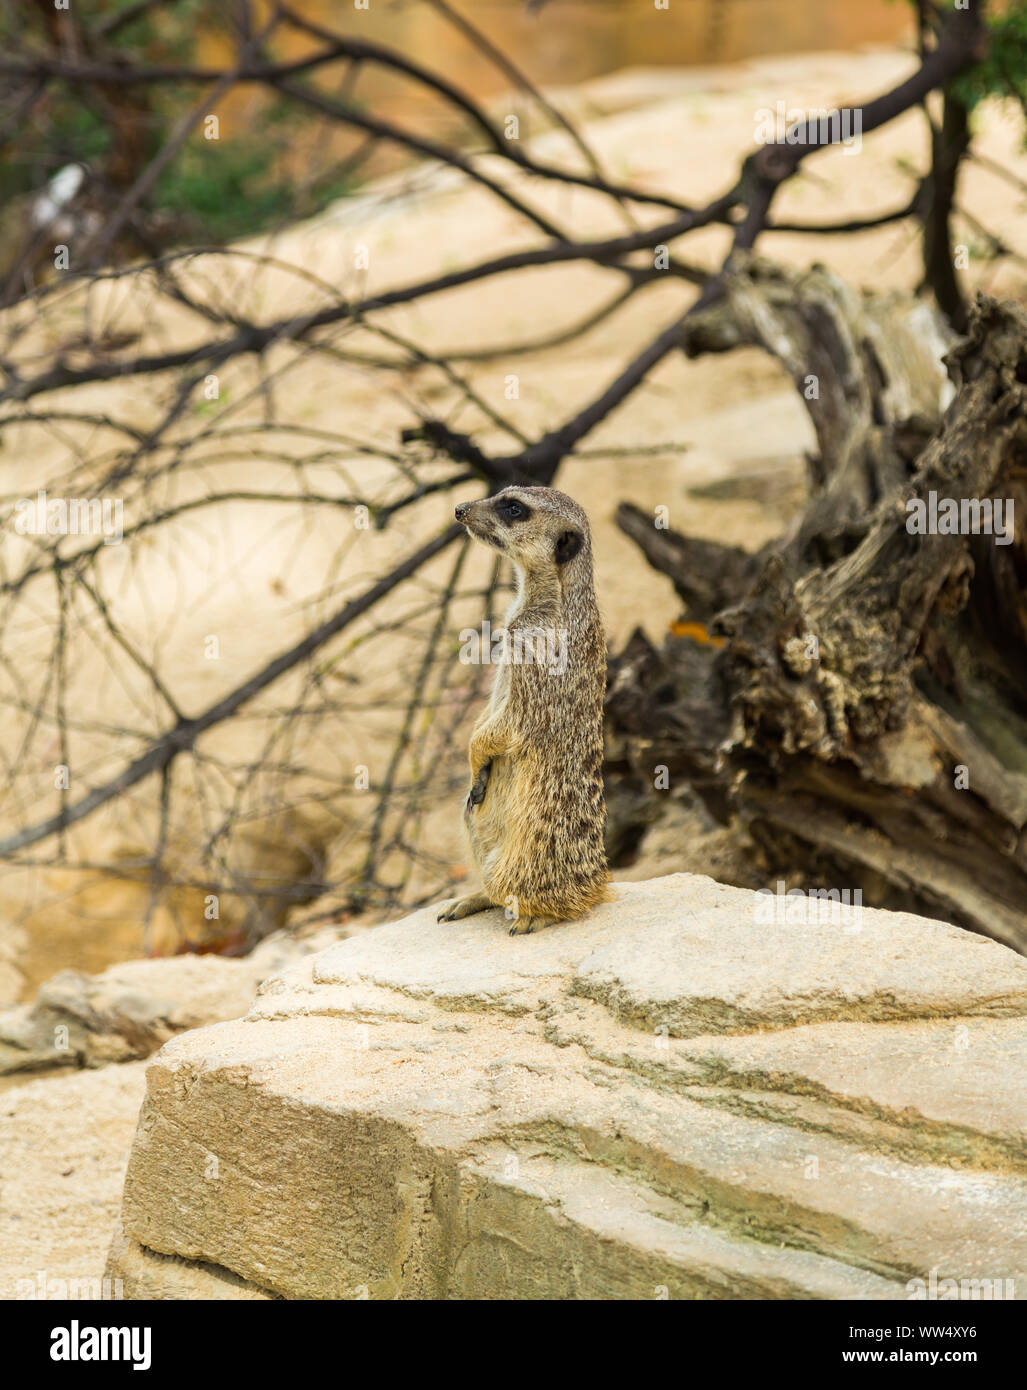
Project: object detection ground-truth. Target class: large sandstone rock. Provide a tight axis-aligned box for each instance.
[108,875,1027,1299]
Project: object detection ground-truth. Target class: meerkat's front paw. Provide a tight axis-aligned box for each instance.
[508,914,561,936]
[437,892,494,922]
[465,760,492,813]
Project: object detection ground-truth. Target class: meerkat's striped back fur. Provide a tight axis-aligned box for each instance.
[439,485,609,935]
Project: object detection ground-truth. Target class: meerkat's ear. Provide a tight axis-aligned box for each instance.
[554,528,583,566]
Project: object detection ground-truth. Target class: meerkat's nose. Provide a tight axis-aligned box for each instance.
[454,502,470,522]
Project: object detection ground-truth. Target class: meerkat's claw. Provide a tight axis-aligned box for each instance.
[508,915,560,936]
[437,893,494,922]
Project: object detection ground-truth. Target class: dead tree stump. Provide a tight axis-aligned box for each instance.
[608,263,1027,952]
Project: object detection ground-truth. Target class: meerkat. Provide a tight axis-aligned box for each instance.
[437,485,609,935]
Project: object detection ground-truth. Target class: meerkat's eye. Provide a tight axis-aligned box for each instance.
[495,496,530,522]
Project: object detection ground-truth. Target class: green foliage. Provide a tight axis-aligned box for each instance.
[101,0,213,61]
[950,5,1027,115]
[154,86,359,243]
[0,1,359,247]
[155,101,306,242]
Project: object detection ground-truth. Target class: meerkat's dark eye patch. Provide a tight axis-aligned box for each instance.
[554,529,583,565]
[493,496,531,524]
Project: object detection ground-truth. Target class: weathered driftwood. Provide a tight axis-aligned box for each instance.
[608,263,1027,952]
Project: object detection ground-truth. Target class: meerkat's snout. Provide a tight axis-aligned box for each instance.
[455,494,510,551]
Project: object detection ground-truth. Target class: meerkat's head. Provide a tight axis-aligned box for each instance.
[454,486,591,574]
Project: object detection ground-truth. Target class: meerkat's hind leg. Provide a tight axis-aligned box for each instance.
[509,914,563,936]
[437,892,495,922]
